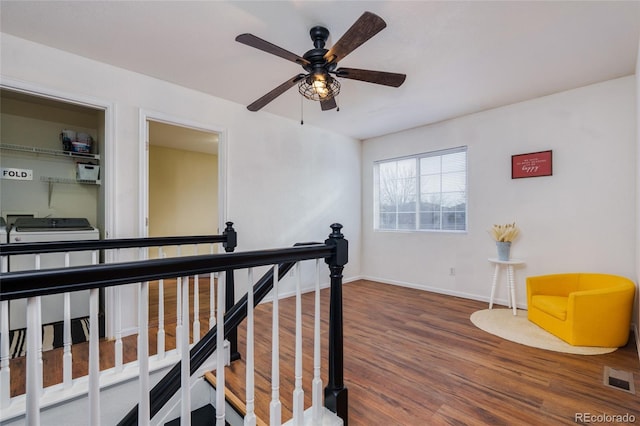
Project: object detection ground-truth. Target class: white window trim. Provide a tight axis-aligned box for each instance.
[374,146,468,233]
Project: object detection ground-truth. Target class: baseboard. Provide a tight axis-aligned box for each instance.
[263,275,363,302]
[264,282,330,302]
[359,275,528,310]
[344,275,364,284]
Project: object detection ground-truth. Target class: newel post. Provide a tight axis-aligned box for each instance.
[324,223,348,425]
[223,221,241,361]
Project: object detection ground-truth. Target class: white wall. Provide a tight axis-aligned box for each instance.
[1,34,361,326]
[362,76,637,310]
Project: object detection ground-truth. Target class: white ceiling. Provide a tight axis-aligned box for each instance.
[1,1,638,140]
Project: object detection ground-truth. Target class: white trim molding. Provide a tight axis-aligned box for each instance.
[137,109,228,235]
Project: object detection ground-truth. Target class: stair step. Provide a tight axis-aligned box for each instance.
[164,404,225,426]
[204,372,268,426]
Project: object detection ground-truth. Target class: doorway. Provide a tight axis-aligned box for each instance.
[140,113,226,242]
[140,114,226,344]
[147,120,220,247]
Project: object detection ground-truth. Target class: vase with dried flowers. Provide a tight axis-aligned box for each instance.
[490,222,519,261]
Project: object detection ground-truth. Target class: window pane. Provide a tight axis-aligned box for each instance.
[378,161,395,176]
[396,158,416,175]
[398,200,416,213]
[420,193,441,210]
[420,156,440,174]
[421,175,440,193]
[441,172,465,193]
[442,211,466,230]
[379,213,396,229]
[419,212,440,230]
[442,191,465,208]
[442,151,466,173]
[397,213,416,229]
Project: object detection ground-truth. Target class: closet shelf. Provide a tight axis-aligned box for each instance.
[41,176,100,207]
[40,176,101,185]
[0,143,100,161]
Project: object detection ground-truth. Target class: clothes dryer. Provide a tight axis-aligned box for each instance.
[8,218,99,331]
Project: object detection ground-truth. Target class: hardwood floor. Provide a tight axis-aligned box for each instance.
[224,280,640,425]
[9,278,211,397]
[8,279,640,425]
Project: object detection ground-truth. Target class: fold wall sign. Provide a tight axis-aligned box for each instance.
[1,168,33,181]
[511,150,552,179]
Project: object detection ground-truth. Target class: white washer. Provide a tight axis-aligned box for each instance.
[9,218,99,331]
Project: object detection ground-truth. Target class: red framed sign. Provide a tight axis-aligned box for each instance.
[511,150,552,179]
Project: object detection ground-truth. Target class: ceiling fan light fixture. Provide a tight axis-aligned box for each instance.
[298,73,340,101]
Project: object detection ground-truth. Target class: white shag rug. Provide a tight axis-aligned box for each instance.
[470,308,617,355]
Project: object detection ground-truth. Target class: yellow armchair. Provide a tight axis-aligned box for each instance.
[527,273,636,347]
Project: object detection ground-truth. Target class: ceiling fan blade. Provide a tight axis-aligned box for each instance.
[335,68,406,87]
[236,33,310,67]
[324,11,387,65]
[247,74,306,111]
[320,97,337,111]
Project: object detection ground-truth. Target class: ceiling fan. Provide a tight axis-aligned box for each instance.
[236,11,406,112]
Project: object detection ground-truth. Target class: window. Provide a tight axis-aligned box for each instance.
[375,147,467,231]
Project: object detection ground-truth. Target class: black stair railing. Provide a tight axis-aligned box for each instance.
[0,225,235,256]
[118,224,349,425]
[0,224,237,347]
[0,224,349,425]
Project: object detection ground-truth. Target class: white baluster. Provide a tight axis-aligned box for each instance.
[26,297,41,425]
[114,250,123,372]
[209,244,216,330]
[244,268,256,426]
[138,247,150,425]
[34,255,43,397]
[312,259,323,424]
[293,262,304,425]
[88,289,101,424]
[270,265,281,426]
[37,297,43,399]
[176,277,183,355]
[176,244,183,354]
[89,251,101,424]
[0,256,10,409]
[193,273,200,343]
[157,248,166,359]
[63,252,72,388]
[181,275,191,426]
[138,282,150,425]
[215,273,226,426]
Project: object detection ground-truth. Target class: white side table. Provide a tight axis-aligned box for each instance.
[488,258,525,316]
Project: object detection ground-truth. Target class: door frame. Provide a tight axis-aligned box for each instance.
[138,109,228,238]
[0,77,115,239]
[1,77,117,336]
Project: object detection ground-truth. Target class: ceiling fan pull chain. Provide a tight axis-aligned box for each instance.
[300,94,304,125]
